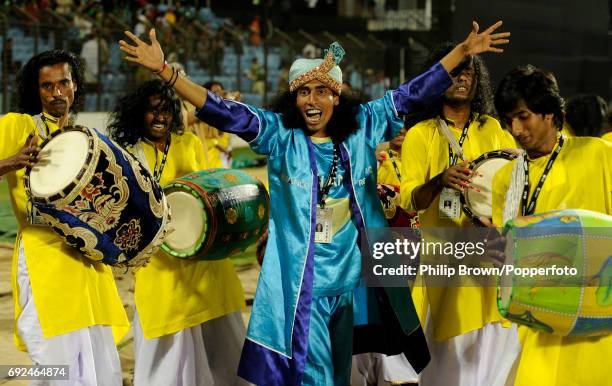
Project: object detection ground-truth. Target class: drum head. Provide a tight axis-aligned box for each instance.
[462,151,516,219]
[165,191,206,253]
[29,131,90,198]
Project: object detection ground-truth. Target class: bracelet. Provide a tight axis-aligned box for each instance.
[165,67,176,86]
[153,60,168,75]
[168,67,179,88]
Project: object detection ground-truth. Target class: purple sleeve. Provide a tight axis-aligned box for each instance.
[195,90,260,142]
[392,62,452,115]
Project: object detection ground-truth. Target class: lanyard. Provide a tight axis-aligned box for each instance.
[387,150,401,181]
[520,135,564,216]
[152,135,171,182]
[448,122,470,166]
[317,143,340,208]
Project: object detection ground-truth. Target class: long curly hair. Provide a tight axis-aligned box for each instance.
[268,90,365,143]
[14,50,86,114]
[108,79,184,147]
[404,42,495,127]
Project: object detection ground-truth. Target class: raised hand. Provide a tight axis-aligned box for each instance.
[119,29,165,72]
[462,21,510,56]
[0,131,40,176]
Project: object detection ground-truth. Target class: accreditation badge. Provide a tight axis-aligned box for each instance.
[438,187,461,219]
[315,206,333,243]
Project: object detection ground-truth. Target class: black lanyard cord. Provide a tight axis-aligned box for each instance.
[387,150,401,181]
[317,143,340,208]
[521,135,565,216]
[151,135,171,182]
[447,118,471,166]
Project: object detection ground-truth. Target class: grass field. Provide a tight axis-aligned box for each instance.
[0,179,17,244]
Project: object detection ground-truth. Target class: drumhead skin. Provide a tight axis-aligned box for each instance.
[29,130,91,199]
[165,191,206,253]
[461,150,517,219]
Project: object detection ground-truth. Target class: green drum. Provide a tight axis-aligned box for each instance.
[162,169,269,260]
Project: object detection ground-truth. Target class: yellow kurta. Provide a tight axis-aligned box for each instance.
[492,136,612,386]
[400,114,516,340]
[133,132,245,339]
[378,150,401,186]
[602,131,612,143]
[205,131,230,169]
[0,113,129,350]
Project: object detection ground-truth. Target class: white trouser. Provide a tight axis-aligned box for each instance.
[16,240,122,386]
[419,322,520,386]
[133,309,251,386]
[351,353,418,386]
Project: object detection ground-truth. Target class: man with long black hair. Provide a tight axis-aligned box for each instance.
[0,50,129,385]
[398,42,517,386]
[119,21,509,385]
[108,79,248,386]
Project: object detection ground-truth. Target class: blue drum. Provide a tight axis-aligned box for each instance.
[24,125,170,268]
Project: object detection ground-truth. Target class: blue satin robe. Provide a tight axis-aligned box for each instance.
[196,62,451,385]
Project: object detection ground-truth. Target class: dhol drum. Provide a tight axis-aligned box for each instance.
[461,150,518,220]
[162,169,269,260]
[498,209,612,337]
[377,183,420,228]
[24,125,169,268]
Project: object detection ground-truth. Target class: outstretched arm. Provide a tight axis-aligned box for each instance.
[393,20,510,116]
[120,29,271,150]
[119,29,207,109]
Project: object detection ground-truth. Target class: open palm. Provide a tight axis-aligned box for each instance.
[119,29,165,72]
[463,21,510,55]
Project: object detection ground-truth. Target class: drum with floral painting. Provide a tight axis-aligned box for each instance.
[24,125,170,268]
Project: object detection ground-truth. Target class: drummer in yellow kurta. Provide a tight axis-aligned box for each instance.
[108,79,247,386]
[491,65,612,386]
[399,43,518,386]
[0,51,129,385]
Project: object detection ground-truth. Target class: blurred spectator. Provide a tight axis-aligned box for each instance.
[249,15,262,46]
[247,57,265,96]
[565,94,609,137]
[302,42,319,59]
[134,13,151,38]
[80,31,109,91]
[55,0,73,16]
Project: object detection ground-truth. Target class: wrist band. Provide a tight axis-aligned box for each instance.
[165,67,176,86]
[154,60,168,75]
[167,67,179,88]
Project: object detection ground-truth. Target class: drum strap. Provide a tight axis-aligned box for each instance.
[32,113,53,139]
[521,135,565,216]
[437,115,472,166]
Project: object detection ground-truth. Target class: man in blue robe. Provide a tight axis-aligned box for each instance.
[119,21,510,385]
